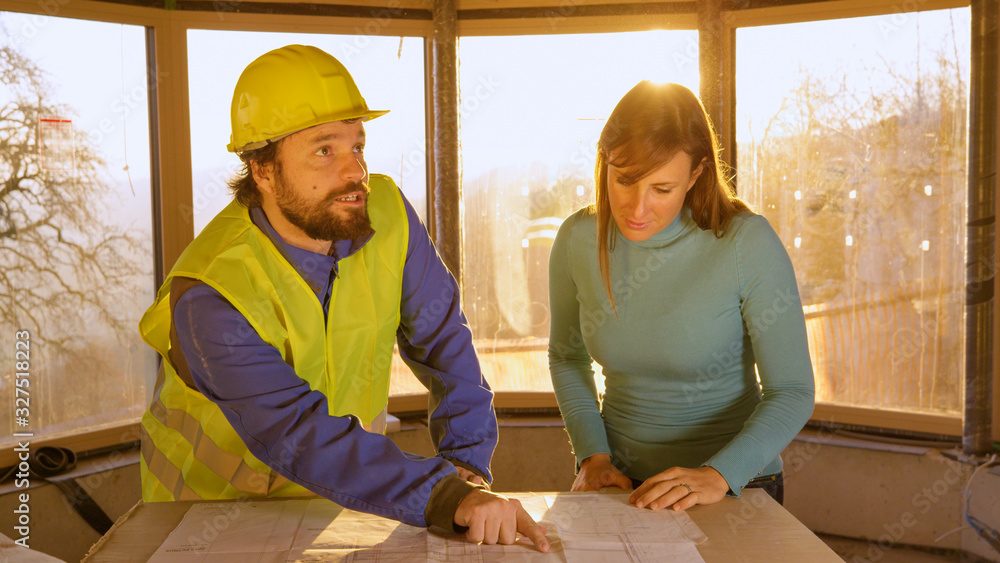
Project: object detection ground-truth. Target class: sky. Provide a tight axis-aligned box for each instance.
[457,30,700,178]
[737,8,971,142]
[0,13,152,234]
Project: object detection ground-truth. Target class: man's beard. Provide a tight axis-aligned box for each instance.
[272,166,374,243]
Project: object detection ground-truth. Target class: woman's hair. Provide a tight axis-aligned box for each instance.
[592,81,749,311]
[227,140,282,209]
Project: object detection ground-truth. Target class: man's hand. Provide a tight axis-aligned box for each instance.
[628,466,729,511]
[453,489,550,552]
[455,466,485,486]
[571,453,633,492]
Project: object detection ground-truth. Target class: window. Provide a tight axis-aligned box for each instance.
[736,8,971,418]
[1,2,988,444]
[0,12,156,448]
[457,31,699,395]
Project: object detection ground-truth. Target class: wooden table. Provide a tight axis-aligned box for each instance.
[83,489,842,562]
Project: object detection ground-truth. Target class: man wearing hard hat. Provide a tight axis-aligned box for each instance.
[137,44,548,552]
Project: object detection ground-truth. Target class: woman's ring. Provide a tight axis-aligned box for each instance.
[681,483,693,494]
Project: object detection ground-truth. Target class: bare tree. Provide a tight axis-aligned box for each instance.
[738,39,967,413]
[0,44,144,350]
[1,43,151,433]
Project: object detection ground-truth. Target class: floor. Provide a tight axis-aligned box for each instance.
[819,534,964,562]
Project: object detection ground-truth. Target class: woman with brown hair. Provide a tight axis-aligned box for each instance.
[548,81,815,511]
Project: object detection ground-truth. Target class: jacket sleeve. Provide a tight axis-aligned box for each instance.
[394,191,499,485]
[547,213,611,469]
[173,283,479,530]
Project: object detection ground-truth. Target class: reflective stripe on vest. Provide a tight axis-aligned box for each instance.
[138,174,408,501]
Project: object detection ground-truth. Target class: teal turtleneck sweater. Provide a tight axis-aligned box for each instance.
[548,205,815,494]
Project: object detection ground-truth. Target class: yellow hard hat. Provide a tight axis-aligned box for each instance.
[227,44,389,153]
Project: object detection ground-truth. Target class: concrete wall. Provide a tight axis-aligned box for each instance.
[390,416,578,492]
[783,429,1000,562]
[2,421,998,562]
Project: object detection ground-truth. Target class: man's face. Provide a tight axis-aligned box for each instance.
[261,119,373,244]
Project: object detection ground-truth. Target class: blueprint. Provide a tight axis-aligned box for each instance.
[147,492,704,562]
[542,493,705,563]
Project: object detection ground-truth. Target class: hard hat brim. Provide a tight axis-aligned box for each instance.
[228,108,389,153]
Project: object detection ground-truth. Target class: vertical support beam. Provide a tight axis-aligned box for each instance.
[146,26,164,287]
[995,22,1000,450]
[698,0,724,141]
[429,0,462,283]
[965,0,997,456]
[152,17,194,275]
[720,17,737,188]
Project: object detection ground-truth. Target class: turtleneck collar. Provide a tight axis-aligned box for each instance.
[615,206,695,249]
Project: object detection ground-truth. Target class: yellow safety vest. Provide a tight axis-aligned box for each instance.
[138,175,408,501]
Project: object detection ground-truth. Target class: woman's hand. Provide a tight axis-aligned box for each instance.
[628,466,729,511]
[572,453,633,491]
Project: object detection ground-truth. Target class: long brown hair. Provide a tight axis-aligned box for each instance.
[593,81,748,311]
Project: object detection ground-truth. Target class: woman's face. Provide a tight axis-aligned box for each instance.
[607,150,704,242]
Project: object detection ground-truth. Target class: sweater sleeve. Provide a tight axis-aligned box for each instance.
[394,191,498,484]
[547,213,611,468]
[703,215,816,493]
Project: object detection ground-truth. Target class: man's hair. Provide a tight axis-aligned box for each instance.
[228,140,282,208]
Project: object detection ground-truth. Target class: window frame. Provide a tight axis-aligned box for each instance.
[0,0,166,465]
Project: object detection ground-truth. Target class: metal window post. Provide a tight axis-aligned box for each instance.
[429,0,462,284]
[965,0,997,456]
[698,0,724,132]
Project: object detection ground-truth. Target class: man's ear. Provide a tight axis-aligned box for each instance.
[251,160,276,195]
